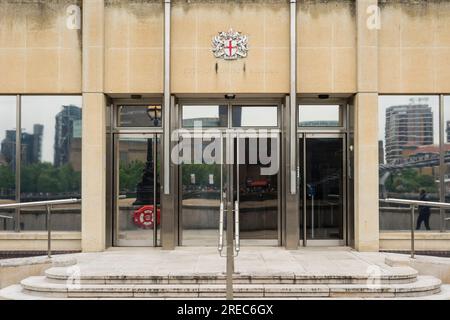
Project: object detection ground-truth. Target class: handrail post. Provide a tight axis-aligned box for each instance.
[226,200,234,300]
[234,201,240,255]
[410,205,415,259]
[46,205,52,258]
[218,202,224,254]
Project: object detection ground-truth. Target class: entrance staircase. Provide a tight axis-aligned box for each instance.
[1,248,449,299]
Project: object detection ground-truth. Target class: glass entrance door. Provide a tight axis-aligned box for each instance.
[233,134,280,245]
[299,134,345,245]
[180,132,225,246]
[179,131,280,246]
[178,102,281,246]
[114,134,161,246]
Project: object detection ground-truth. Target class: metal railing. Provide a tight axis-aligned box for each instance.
[0,199,81,258]
[382,198,450,258]
[217,199,241,300]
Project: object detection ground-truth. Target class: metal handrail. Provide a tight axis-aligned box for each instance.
[0,199,81,258]
[382,198,450,209]
[382,198,450,258]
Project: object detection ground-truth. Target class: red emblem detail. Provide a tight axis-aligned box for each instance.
[133,205,161,229]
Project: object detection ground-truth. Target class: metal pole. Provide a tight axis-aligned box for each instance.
[226,132,234,300]
[46,205,52,258]
[163,0,171,195]
[226,204,234,300]
[411,205,415,259]
[289,0,297,195]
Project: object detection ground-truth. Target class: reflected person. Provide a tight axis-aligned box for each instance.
[416,189,431,231]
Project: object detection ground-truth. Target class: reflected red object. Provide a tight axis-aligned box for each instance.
[133,205,161,229]
[246,179,269,188]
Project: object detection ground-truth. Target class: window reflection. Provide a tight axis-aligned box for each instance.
[298,105,341,127]
[232,106,278,127]
[443,96,450,232]
[379,96,440,231]
[118,105,162,127]
[182,105,228,128]
[20,96,82,231]
[0,96,16,231]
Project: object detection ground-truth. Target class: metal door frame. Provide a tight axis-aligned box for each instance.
[110,99,164,247]
[177,99,283,246]
[298,132,347,247]
[112,133,162,247]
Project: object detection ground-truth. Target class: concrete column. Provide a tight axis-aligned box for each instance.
[81,0,106,252]
[354,0,379,251]
[354,93,379,251]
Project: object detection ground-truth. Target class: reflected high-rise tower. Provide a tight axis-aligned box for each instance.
[54,105,82,167]
[0,125,43,170]
[385,103,434,164]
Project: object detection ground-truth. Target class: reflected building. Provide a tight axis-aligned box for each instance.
[299,120,340,127]
[385,103,434,164]
[1,130,16,167]
[378,140,385,165]
[446,121,450,143]
[1,125,43,169]
[54,105,82,168]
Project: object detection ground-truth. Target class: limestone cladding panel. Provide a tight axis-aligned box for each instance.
[379,1,450,93]
[0,0,82,93]
[171,0,289,94]
[297,0,356,94]
[104,0,164,93]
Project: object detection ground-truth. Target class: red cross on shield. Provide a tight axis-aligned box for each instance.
[224,39,237,58]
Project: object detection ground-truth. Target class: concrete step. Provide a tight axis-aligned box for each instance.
[8,275,440,299]
[43,266,419,285]
[2,281,448,300]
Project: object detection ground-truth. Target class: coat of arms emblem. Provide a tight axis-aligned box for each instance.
[212,29,248,60]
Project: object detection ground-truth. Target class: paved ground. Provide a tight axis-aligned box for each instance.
[61,246,411,278]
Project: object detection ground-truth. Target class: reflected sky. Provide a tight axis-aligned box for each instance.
[0,96,16,143]
[299,105,340,125]
[183,105,222,120]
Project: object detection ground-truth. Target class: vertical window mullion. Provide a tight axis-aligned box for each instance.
[15,95,21,232]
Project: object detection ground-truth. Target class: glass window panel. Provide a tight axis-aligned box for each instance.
[378,95,440,231]
[298,105,341,127]
[443,96,450,232]
[118,105,162,127]
[20,96,82,231]
[0,96,17,231]
[232,106,278,127]
[182,105,228,128]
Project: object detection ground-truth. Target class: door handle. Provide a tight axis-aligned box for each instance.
[218,202,225,256]
[234,201,240,255]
